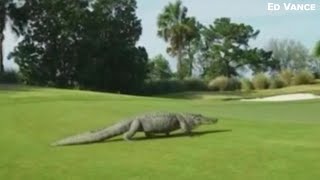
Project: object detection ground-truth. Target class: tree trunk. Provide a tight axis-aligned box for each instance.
[0,32,4,73]
[177,46,183,79]
[187,47,193,77]
[188,59,192,77]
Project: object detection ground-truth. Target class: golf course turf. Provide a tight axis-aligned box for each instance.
[0,85,320,179]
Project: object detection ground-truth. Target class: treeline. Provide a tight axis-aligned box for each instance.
[1,0,320,95]
[1,0,148,94]
[151,1,320,80]
[146,1,320,94]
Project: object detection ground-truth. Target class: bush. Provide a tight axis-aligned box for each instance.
[208,76,240,91]
[142,79,183,95]
[278,69,294,86]
[0,70,21,84]
[141,78,207,95]
[240,78,253,91]
[208,76,229,91]
[269,76,285,89]
[313,72,320,79]
[292,70,315,85]
[183,78,208,91]
[252,73,269,90]
[227,77,241,91]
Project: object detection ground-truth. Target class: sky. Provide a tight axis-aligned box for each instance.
[3,0,320,70]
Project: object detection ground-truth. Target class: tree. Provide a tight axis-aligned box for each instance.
[10,0,91,86]
[201,18,275,78]
[311,41,320,77]
[148,54,172,80]
[157,0,199,79]
[0,1,8,73]
[182,20,203,77]
[314,41,320,58]
[266,39,312,71]
[10,0,149,94]
[0,0,28,73]
[77,0,148,93]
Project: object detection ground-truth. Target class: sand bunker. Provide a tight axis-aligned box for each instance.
[241,93,320,102]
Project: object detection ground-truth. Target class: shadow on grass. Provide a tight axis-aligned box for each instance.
[99,129,232,144]
[158,91,246,100]
[55,130,232,147]
[0,84,31,92]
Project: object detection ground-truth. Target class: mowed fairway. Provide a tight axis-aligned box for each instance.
[1,87,320,180]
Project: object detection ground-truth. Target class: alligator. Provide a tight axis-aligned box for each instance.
[51,112,218,146]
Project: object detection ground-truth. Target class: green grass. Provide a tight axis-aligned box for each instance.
[1,85,320,180]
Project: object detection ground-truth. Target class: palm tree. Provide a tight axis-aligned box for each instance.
[157,0,198,79]
[0,0,27,73]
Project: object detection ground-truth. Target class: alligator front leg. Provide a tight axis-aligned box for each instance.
[177,119,193,136]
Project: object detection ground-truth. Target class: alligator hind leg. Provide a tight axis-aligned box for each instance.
[123,120,141,141]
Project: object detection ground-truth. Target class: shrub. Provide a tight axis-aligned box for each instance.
[252,73,269,90]
[144,79,184,94]
[208,76,229,91]
[208,76,241,91]
[0,70,21,84]
[141,78,207,95]
[269,75,285,89]
[227,77,241,91]
[292,70,315,85]
[240,78,253,91]
[183,78,208,91]
[278,69,294,86]
[313,72,320,79]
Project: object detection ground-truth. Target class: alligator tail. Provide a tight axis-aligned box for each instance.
[51,120,132,146]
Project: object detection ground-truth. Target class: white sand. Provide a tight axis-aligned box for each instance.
[241,93,320,102]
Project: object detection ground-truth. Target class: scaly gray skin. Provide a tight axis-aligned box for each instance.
[51,112,218,146]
